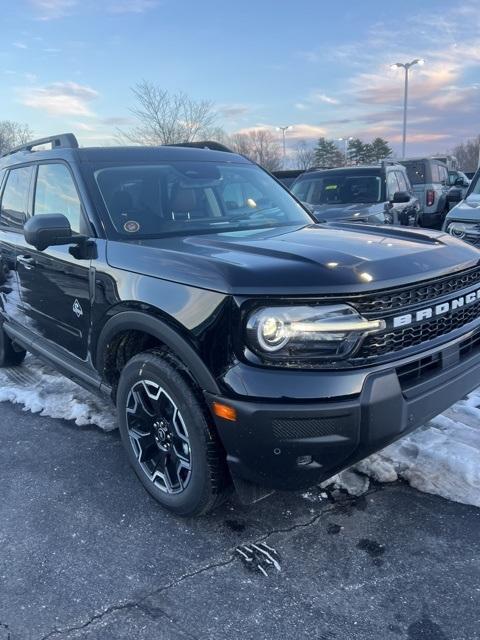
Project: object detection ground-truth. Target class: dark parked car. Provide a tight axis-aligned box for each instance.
[272,169,305,188]
[2,134,480,516]
[290,163,419,226]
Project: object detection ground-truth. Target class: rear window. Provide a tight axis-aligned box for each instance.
[402,161,426,185]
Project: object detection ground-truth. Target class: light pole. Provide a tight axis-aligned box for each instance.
[390,59,425,159]
[276,125,292,166]
[338,137,353,165]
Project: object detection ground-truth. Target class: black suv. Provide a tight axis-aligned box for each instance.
[1,134,480,516]
[291,163,419,226]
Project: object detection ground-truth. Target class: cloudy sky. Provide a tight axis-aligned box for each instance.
[1,0,479,156]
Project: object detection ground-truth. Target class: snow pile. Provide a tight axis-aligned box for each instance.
[0,355,115,431]
[329,389,480,508]
[0,356,479,507]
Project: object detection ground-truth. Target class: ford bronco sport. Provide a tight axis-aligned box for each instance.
[1,134,480,516]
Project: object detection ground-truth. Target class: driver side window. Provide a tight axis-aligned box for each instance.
[34,163,82,233]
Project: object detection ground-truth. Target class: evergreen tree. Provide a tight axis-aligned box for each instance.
[370,137,393,163]
[314,137,344,168]
[347,138,366,165]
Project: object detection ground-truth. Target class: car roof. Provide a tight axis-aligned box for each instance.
[0,142,250,169]
[401,157,447,166]
[296,165,402,178]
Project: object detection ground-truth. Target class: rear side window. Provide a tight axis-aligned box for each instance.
[34,163,82,233]
[403,162,426,185]
[0,166,33,230]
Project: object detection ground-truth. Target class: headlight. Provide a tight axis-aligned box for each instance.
[246,305,385,361]
[447,221,480,241]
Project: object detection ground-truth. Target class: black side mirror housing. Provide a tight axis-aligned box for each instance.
[392,191,410,204]
[447,189,463,204]
[24,214,73,251]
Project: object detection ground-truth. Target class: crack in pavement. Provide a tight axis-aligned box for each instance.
[36,489,379,639]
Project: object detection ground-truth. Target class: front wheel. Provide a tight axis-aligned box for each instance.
[117,349,228,516]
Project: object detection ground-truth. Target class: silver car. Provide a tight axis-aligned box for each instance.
[443,169,480,246]
[400,158,450,228]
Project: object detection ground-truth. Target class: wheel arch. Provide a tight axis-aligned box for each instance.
[95,310,220,396]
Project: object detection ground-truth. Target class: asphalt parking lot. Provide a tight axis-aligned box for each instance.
[1,401,479,640]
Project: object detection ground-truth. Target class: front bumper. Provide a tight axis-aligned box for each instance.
[206,330,480,491]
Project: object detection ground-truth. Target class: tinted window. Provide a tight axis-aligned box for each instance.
[0,166,33,230]
[34,164,82,233]
[94,162,311,236]
[402,161,426,185]
[291,173,382,205]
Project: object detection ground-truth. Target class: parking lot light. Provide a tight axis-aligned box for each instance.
[390,59,426,159]
[276,125,292,166]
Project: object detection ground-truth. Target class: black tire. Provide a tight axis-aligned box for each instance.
[0,324,26,367]
[116,349,228,516]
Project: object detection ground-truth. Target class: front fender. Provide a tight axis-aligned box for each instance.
[95,310,221,394]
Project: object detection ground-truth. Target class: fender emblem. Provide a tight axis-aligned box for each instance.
[73,299,83,318]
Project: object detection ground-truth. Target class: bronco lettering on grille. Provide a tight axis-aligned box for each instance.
[393,288,480,328]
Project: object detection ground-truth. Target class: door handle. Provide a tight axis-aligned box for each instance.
[17,254,35,270]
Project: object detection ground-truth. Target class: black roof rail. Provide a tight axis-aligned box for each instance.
[169,141,234,153]
[381,159,397,167]
[1,133,79,158]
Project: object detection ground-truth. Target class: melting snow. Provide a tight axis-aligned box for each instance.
[0,356,479,507]
[0,355,115,431]
[329,388,480,508]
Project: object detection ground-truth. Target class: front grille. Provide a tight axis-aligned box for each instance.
[352,266,480,315]
[396,354,441,388]
[272,416,351,440]
[358,297,480,358]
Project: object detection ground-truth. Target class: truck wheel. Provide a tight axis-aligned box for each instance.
[0,324,26,367]
[116,349,228,516]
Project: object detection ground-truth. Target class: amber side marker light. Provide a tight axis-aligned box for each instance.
[212,402,237,422]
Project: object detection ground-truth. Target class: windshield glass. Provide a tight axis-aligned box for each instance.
[93,162,311,236]
[291,173,382,205]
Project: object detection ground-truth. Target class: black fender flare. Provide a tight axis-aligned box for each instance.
[95,310,220,394]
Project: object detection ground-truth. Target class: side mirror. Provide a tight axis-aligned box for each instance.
[24,214,73,251]
[455,177,466,188]
[392,191,410,204]
[447,189,462,204]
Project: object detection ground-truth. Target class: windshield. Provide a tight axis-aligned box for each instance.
[291,173,382,205]
[93,162,311,236]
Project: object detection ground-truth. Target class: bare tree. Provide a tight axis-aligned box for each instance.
[228,130,282,172]
[452,136,480,173]
[121,81,221,145]
[294,140,316,170]
[0,121,33,156]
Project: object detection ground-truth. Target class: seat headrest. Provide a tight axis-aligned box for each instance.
[171,188,197,213]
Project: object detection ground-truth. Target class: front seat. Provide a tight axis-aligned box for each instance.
[170,187,204,220]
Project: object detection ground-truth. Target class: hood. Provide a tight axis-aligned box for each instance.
[106,223,480,296]
[307,202,382,222]
[446,195,480,222]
